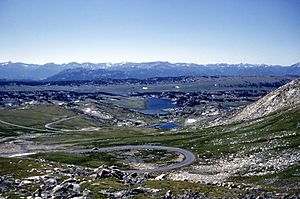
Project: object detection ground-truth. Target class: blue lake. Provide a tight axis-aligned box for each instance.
[138,97,178,115]
[137,98,180,129]
[149,122,180,129]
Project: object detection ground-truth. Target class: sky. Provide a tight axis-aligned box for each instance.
[0,0,299,65]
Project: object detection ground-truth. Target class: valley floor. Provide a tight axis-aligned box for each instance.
[0,77,299,198]
[0,103,299,198]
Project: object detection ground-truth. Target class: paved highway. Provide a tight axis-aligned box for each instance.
[1,118,195,173]
[72,145,196,173]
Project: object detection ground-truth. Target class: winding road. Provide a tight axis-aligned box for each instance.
[5,145,196,173]
[45,116,101,132]
[0,119,59,132]
[0,116,99,133]
[71,145,196,173]
[1,118,195,173]
[44,116,78,131]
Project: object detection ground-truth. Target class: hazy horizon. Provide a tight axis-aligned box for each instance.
[1,60,300,66]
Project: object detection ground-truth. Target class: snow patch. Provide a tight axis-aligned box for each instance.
[185,119,197,124]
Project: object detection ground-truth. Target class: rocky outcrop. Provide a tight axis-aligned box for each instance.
[232,78,300,121]
[0,164,146,198]
[100,187,160,198]
[1,162,299,199]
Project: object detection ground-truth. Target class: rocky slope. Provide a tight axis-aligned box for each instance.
[232,77,300,121]
[1,159,297,199]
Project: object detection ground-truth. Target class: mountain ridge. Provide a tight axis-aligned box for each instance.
[1,61,300,80]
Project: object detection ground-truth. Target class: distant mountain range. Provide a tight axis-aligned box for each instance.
[1,61,300,81]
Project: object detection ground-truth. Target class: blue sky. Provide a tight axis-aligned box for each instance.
[0,0,299,65]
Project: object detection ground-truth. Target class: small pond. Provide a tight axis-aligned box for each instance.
[148,122,180,129]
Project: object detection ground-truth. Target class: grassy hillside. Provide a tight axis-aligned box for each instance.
[0,104,299,195]
[25,105,299,192]
[0,105,76,129]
